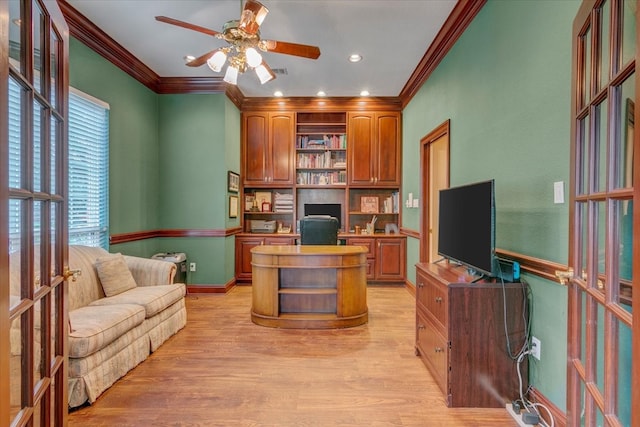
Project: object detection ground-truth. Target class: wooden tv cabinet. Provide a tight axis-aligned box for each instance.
[415,262,529,408]
[251,245,368,329]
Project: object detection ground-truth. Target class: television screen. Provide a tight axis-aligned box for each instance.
[437,179,495,276]
[304,203,341,230]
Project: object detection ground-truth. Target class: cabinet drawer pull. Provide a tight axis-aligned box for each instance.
[417,324,425,330]
[434,347,443,353]
[418,282,424,288]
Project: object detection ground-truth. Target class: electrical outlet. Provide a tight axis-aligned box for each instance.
[189,262,196,272]
[531,336,541,360]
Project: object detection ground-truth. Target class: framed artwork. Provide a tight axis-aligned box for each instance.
[227,171,240,193]
[229,195,238,218]
[360,196,379,213]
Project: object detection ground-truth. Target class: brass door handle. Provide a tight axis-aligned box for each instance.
[63,267,82,282]
[554,268,574,285]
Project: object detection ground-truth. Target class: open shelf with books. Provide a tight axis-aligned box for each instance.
[348,188,400,233]
[243,188,295,233]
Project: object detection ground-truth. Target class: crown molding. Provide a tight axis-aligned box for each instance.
[59,0,483,109]
[399,0,486,108]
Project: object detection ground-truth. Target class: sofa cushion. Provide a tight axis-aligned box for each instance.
[69,304,145,358]
[94,253,137,297]
[89,284,186,318]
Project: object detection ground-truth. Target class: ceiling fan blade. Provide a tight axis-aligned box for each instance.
[185,50,219,67]
[262,40,321,59]
[155,16,220,37]
[239,0,269,35]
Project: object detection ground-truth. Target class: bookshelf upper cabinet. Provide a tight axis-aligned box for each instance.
[347,112,401,187]
[242,111,295,187]
[296,112,347,187]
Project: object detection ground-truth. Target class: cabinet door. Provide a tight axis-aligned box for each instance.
[235,237,264,282]
[375,112,401,186]
[375,238,406,280]
[243,112,269,185]
[269,112,295,185]
[347,112,375,185]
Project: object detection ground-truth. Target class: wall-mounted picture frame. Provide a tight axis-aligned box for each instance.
[229,195,238,218]
[228,170,240,193]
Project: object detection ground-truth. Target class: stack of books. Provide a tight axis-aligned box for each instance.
[273,192,294,213]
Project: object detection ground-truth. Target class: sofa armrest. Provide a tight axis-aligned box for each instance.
[122,256,176,286]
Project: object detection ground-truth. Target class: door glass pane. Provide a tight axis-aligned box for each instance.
[578,116,590,195]
[9,200,22,290]
[33,201,42,290]
[8,0,21,66]
[33,1,45,94]
[599,0,610,90]
[615,75,635,189]
[50,117,57,194]
[596,201,606,291]
[33,299,43,384]
[33,100,42,193]
[595,100,608,193]
[50,202,58,278]
[10,316,22,420]
[617,198,633,300]
[579,201,588,277]
[51,292,58,360]
[621,0,636,67]
[618,320,632,425]
[582,27,592,108]
[595,304,604,396]
[50,30,59,106]
[9,77,22,189]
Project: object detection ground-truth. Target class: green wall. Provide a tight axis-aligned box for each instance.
[401,0,580,413]
[69,38,240,287]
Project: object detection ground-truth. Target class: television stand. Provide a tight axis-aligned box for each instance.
[415,261,528,407]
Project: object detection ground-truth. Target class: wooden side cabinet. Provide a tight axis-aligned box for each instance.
[347,235,405,283]
[415,262,528,408]
[242,111,295,186]
[235,235,296,282]
[347,111,401,187]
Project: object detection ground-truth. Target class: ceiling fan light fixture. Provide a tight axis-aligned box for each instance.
[245,47,263,68]
[224,65,239,84]
[207,50,228,72]
[255,63,275,84]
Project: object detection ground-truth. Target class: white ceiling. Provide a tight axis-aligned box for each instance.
[66,0,457,98]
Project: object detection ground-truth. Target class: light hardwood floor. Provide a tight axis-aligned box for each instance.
[69,286,517,426]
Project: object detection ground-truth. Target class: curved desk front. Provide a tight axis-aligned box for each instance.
[251,245,368,329]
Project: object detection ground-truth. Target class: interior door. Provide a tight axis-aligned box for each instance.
[567,1,637,425]
[2,0,69,425]
[420,120,450,263]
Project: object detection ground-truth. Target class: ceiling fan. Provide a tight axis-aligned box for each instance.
[155,0,321,85]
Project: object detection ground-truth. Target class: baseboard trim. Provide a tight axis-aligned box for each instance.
[187,277,236,294]
[529,387,566,427]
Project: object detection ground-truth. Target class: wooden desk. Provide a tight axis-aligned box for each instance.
[251,245,368,329]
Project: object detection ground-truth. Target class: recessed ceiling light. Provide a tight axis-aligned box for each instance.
[360,90,370,97]
[349,54,362,63]
[317,91,327,97]
[274,91,283,97]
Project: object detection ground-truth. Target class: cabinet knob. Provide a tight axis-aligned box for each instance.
[418,324,425,330]
[435,296,443,303]
[418,282,424,288]
[434,347,443,353]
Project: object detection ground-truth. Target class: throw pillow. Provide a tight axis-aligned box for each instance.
[94,253,137,297]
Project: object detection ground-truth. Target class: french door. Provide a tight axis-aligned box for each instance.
[568,0,637,425]
[2,0,69,425]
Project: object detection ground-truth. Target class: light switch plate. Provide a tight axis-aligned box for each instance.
[553,181,564,204]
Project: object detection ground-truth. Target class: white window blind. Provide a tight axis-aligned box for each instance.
[68,88,110,248]
[8,82,110,250]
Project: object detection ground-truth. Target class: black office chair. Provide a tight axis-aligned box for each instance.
[300,216,339,245]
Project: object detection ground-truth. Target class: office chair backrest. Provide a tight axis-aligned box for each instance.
[300,216,339,245]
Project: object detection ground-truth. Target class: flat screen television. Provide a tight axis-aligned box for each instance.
[437,179,496,277]
[304,203,341,230]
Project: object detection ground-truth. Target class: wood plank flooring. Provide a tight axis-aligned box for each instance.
[69,286,516,426]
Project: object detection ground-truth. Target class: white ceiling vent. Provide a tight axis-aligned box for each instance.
[272,68,288,75]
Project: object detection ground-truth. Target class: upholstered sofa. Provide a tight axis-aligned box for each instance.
[10,245,187,409]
